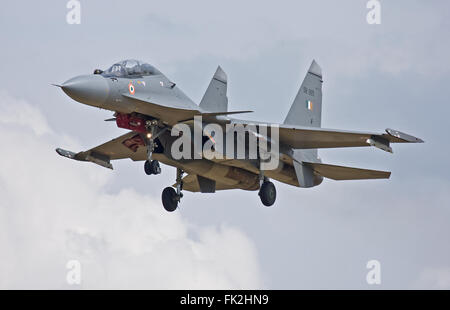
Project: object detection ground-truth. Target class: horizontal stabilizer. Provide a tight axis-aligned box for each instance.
[305,162,390,180]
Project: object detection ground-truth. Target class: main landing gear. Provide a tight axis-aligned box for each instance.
[258,168,276,207]
[259,180,276,206]
[162,168,184,212]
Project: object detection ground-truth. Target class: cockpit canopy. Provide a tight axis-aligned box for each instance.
[102,59,161,77]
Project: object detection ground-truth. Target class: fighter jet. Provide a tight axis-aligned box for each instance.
[54,59,423,212]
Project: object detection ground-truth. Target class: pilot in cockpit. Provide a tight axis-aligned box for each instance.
[101,59,161,78]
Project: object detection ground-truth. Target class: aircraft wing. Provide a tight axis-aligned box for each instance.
[277,126,423,153]
[123,93,252,125]
[56,131,147,169]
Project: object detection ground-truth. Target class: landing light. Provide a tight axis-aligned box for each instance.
[147,133,152,139]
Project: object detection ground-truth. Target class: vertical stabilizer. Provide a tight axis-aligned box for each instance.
[285,60,323,163]
[199,66,228,112]
[283,60,323,127]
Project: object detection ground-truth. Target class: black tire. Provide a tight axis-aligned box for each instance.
[144,160,161,175]
[162,187,178,212]
[150,160,161,175]
[259,181,276,207]
[144,160,153,175]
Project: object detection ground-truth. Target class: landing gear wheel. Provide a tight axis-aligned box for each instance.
[144,160,161,175]
[259,181,276,207]
[162,187,179,212]
[144,160,152,175]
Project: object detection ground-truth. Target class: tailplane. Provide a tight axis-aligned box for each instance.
[304,162,391,180]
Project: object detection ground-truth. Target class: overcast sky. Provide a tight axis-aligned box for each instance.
[0,0,449,289]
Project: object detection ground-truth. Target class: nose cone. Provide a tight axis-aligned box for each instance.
[61,75,109,107]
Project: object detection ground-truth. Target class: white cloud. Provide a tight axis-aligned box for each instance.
[0,90,51,136]
[415,267,450,290]
[0,91,262,289]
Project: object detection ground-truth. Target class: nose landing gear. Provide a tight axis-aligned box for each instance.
[143,120,167,176]
[144,160,161,175]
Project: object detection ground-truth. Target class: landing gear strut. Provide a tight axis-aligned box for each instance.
[162,168,184,212]
[144,120,167,176]
[145,120,158,162]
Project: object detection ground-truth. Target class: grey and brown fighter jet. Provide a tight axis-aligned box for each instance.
[55,59,423,212]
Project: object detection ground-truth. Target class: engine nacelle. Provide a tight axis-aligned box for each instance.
[313,174,323,186]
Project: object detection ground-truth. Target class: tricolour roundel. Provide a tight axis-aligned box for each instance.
[128,82,135,95]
